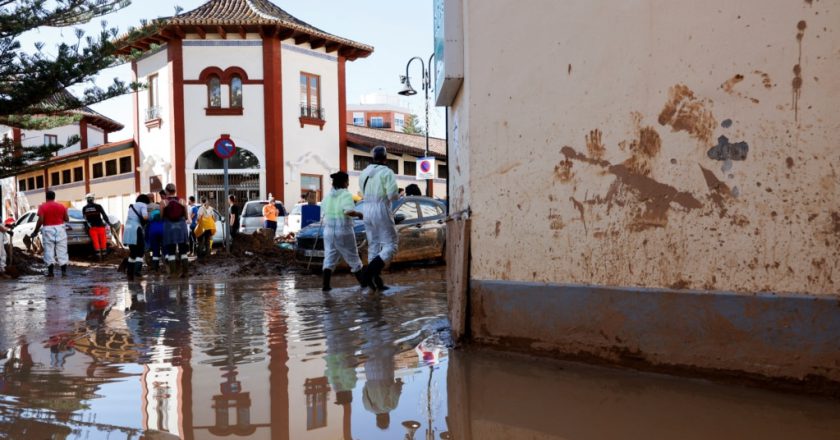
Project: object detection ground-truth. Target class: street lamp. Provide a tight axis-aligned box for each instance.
[399,54,434,196]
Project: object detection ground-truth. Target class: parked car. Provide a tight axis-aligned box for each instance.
[295,196,447,267]
[9,208,120,251]
[283,202,321,236]
[238,200,287,238]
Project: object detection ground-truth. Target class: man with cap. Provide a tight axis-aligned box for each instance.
[82,193,112,261]
[359,146,400,290]
[320,171,365,291]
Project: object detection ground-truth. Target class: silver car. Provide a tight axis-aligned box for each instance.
[238,200,287,238]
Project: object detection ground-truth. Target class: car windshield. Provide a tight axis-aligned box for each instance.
[244,202,267,217]
[68,208,84,221]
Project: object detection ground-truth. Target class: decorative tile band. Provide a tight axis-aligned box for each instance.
[281,43,337,62]
[184,40,263,47]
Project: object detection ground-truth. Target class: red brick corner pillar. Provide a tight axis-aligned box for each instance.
[262,35,284,199]
[168,39,187,199]
[338,56,347,172]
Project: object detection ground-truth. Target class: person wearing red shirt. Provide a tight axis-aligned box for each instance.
[30,190,70,277]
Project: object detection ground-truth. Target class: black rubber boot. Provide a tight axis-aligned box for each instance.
[322,269,332,292]
[151,260,160,274]
[374,275,390,291]
[354,269,366,288]
[134,262,143,278]
[365,257,385,290]
[46,265,54,278]
[180,258,189,278]
[60,265,67,277]
[168,261,179,279]
[127,261,135,281]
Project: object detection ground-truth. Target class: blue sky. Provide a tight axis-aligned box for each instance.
[16,0,445,140]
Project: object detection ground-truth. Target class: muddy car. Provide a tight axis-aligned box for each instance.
[238,200,287,238]
[295,196,446,267]
[10,208,120,251]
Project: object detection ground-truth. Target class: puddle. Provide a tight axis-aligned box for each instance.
[1,266,840,439]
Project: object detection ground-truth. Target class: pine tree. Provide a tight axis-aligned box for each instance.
[0,0,135,128]
[403,113,426,135]
[0,0,136,180]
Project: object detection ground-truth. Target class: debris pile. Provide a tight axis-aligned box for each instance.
[193,231,298,278]
[4,247,44,278]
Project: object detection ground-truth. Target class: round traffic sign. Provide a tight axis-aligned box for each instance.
[420,160,432,173]
[214,136,236,160]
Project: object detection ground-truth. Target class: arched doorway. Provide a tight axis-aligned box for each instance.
[193,148,261,212]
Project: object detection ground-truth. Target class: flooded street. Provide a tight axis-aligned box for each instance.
[1,266,839,439]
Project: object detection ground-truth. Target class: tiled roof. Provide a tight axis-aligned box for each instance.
[347,124,446,159]
[117,0,372,58]
[32,90,124,132]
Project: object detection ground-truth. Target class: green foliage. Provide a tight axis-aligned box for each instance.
[403,113,425,135]
[0,0,138,128]
[0,135,72,179]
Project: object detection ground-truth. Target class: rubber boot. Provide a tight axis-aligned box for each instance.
[47,265,54,278]
[322,269,332,292]
[151,259,160,274]
[364,257,385,290]
[134,262,143,278]
[127,261,135,281]
[180,258,189,278]
[60,265,67,277]
[354,270,366,288]
[374,275,390,291]
[168,261,179,279]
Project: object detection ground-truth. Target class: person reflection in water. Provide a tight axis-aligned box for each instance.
[360,300,403,430]
[322,294,360,439]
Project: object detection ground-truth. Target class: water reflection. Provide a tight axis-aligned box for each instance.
[1,269,840,439]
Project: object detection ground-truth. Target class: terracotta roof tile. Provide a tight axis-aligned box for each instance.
[118,0,372,55]
[347,124,446,159]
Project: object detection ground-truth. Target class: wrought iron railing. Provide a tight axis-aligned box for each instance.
[300,105,325,120]
[145,106,162,121]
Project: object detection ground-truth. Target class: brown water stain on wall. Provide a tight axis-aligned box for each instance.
[699,165,732,218]
[754,70,774,89]
[721,73,760,104]
[570,197,587,234]
[658,84,717,144]
[549,211,565,231]
[608,163,703,231]
[793,20,807,121]
[586,129,607,159]
[623,127,662,176]
[555,159,574,182]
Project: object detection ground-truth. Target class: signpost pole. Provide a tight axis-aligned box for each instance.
[223,158,230,254]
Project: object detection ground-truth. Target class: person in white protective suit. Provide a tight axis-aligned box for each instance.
[359,146,400,291]
[0,222,9,278]
[320,171,366,291]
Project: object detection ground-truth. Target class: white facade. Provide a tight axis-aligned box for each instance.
[134,37,346,207]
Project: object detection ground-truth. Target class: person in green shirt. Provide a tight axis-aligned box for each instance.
[321,171,365,291]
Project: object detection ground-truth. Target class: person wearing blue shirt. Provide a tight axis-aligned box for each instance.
[300,191,321,230]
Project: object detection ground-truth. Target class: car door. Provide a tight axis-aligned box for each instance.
[393,200,422,262]
[11,213,34,248]
[417,200,447,259]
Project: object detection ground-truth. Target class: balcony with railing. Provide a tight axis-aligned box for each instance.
[144,106,162,129]
[299,104,326,130]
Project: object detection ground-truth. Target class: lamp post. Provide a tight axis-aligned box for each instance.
[399,53,434,197]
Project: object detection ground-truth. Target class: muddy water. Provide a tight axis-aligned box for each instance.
[1,266,839,439]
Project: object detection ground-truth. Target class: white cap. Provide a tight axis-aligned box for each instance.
[85,193,95,199]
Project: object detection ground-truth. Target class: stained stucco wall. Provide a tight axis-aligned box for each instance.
[455,0,839,295]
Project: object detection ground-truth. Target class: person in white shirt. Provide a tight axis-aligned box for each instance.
[358,146,400,290]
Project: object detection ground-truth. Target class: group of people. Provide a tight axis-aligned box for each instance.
[321,145,400,293]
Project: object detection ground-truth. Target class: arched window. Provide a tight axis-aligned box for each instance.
[230,75,243,108]
[208,75,222,108]
[195,148,260,170]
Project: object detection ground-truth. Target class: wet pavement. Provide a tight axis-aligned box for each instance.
[1,266,840,439]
